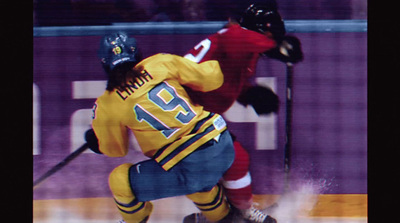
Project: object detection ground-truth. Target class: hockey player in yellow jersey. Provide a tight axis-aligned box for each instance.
[84,32,238,223]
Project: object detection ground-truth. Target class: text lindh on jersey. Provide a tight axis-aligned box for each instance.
[116,70,153,100]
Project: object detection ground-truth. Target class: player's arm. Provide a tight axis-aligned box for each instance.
[243,31,277,54]
[86,103,129,157]
[172,54,224,92]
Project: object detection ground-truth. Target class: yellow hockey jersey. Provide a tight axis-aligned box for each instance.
[92,53,227,170]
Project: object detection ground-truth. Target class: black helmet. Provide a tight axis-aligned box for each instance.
[98,32,142,71]
[240,3,286,40]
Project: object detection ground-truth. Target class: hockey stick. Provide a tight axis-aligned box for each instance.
[283,62,294,192]
[33,143,89,188]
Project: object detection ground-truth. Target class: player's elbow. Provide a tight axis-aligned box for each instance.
[210,77,224,90]
[104,150,128,158]
[99,142,128,157]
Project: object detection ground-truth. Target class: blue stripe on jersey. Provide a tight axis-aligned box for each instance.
[189,112,215,134]
[157,124,216,167]
[153,112,216,161]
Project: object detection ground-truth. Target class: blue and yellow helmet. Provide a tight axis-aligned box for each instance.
[98,32,142,71]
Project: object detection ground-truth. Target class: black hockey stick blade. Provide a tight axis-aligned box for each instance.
[33,143,89,188]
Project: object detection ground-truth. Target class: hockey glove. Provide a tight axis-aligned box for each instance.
[237,85,280,115]
[263,35,304,64]
[84,129,102,154]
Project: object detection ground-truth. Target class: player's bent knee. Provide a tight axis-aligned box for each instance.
[109,163,154,222]
[109,163,135,203]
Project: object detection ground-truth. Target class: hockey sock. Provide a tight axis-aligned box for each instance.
[186,184,230,222]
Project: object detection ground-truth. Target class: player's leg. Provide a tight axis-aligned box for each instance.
[182,130,240,222]
[183,131,237,222]
[113,130,235,223]
[221,140,253,210]
[108,163,153,223]
[222,140,277,223]
[185,184,232,222]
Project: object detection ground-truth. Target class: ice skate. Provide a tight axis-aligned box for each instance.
[241,206,277,223]
[183,213,209,223]
[264,203,279,214]
[117,216,148,223]
[183,207,243,223]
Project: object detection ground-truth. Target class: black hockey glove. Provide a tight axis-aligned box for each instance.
[84,129,102,154]
[263,35,304,64]
[237,85,280,115]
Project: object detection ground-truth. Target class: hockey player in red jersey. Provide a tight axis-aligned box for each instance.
[183,2,303,223]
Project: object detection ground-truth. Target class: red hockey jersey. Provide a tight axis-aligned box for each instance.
[184,24,276,114]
